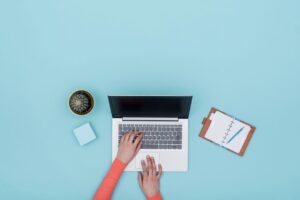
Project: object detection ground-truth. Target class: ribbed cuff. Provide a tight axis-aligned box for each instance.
[110,159,126,177]
[148,192,162,200]
[114,159,127,167]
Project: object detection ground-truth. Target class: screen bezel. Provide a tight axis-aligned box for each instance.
[108,96,193,119]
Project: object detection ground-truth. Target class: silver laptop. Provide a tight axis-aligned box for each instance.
[109,96,192,172]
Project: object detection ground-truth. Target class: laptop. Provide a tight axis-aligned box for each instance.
[108,96,192,171]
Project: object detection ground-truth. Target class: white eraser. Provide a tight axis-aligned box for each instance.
[73,122,96,146]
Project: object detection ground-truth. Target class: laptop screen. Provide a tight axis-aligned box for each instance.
[108,96,192,118]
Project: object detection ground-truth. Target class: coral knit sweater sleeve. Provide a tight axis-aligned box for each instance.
[93,159,162,200]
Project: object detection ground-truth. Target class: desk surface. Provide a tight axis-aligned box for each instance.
[1,1,300,199]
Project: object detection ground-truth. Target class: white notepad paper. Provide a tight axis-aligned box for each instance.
[204,111,251,153]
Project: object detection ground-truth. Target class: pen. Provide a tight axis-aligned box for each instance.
[227,127,244,144]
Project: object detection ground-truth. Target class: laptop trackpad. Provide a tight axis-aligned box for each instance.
[135,152,160,169]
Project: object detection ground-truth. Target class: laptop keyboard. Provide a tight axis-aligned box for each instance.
[118,124,182,149]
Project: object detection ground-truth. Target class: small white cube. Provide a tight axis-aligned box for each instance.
[73,122,96,146]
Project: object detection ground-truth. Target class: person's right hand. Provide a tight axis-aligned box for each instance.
[138,155,162,198]
[116,131,143,165]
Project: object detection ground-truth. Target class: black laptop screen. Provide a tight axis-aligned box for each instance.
[108,96,192,118]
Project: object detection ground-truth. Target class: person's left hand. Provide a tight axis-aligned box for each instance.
[116,131,144,164]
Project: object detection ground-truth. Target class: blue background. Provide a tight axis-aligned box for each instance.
[1,0,299,199]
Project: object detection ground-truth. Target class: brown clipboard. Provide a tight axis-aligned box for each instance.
[199,107,256,156]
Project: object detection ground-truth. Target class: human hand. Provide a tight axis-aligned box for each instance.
[138,155,162,198]
[116,131,144,165]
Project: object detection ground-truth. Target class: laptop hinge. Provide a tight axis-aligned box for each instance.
[122,117,179,122]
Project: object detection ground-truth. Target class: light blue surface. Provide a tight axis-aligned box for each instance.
[0,0,299,199]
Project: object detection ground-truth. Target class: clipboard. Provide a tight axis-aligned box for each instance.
[199,107,256,156]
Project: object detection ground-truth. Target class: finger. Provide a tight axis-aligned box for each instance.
[151,156,157,175]
[150,157,155,176]
[126,132,134,143]
[128,132,137,143]
[147,155,153,176]
[120,134,126,144]
[141,160,148,177]
[133,132,144,146]
[138,172,143,188]
[124,132,131,142]
[135,140,142,155]
[157,163,163,178]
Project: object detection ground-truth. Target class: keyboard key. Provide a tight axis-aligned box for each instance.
[176,135,182,140]
[173,141,182,144]
[159,145,168,149]
[142,144,158,149]
[144,141,150,145]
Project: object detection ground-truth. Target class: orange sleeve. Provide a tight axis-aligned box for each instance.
[93,159,126,200]
[148,192,163,200]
